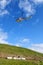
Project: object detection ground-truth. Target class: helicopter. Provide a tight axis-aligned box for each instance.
[16,15,32,22]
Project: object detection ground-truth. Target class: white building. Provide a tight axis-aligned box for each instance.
[21,57,26,60]
[13,57,26,60]
[7,57,12,59]
[7,56,26,60]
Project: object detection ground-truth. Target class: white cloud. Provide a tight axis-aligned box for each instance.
[29,43,43,53]
[33,0,43,4]
[15,44,21,47]
[0,10,9,16]
[29,47,43,53]
[19,0,35,17]
[0,0,43,16]
[14,38,30,47]
[14,38,31,48]
[14,37,43,53]
[32,43,43,48]
[19,0,43,17]
[0,0,11,9]
[0,28,9,44]
[21,38,30,43]
[20,38,30,43]
[0,0,11,16]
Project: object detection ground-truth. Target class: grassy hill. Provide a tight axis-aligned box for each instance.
[0,44,43,65]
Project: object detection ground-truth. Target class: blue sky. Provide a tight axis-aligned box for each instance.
[0,0,43,53]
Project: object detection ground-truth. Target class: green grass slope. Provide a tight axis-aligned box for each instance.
[0,44,43,65]
[0,59,43,65]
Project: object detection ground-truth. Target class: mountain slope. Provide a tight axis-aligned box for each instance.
[0,44,43,61]
[0,44,43,65]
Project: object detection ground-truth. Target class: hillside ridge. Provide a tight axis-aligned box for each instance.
[0,44,43,61]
